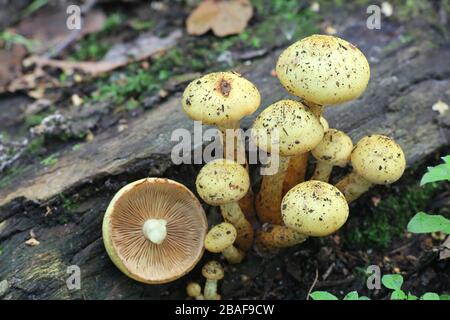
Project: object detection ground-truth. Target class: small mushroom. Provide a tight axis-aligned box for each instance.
[282,116,329,195]
[196,159,253,251]
[282,181,349,237]
[335,135,406,203]
[311,129,353,182]
[202,260,224,300]
[102,178,207,284]
[276,34,370,107]
[186,282,204,300]
[205,222,245,264]
[182,71,261,222]
[252,99,324,224]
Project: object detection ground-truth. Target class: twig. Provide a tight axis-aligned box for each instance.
[315,275,356,289]
[322,262,335,281]
[306,268,319,300]
[45,0,97,58]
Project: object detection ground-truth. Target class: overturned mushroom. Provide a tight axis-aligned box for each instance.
[196,159,253,251]
[102,178,208,284]
[282,181,349,237]
[252,99,324,224]
[311,129,353,182]
[186,282,204,300]
[205,222,245,264]
[202,260,224,300]
[182,71,261,222]
[335,135,406,203]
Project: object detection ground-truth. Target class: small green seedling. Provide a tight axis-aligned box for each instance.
[408,155,450,235]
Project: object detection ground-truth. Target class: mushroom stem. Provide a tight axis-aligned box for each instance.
[218,124,256,224]
[142,219,167,244]
[222,245,245,264]
[256,225,308,249]
[311,162,333,182]
[282,153,308,195]
[256,156,290,225]
[334,171,373,203]
[220,202,254,251]
[303,100,323,118]
[204,280,220,300]
[186,282,204,300]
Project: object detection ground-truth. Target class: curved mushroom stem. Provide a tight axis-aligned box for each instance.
[335,171,373,203]
[218,124,257,224]
[311,162,333,182]
[142,219,167,244]
[220,202,254,251]
[303,100,323,118]
[256,156,290,225]
[204,280,221,300]
[256,225,308,250]
[222,245,245,264]
[283,100,325,195]
[282,153,308,195]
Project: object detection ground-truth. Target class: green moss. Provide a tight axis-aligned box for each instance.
[0,166,26,189]
[59,193,78,211]
[40,154,58,167]
[27,136,45,155]
[343,182,443,250]
[71,13,124,61]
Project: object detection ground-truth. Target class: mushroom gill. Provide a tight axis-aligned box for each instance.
[103,178,207,284]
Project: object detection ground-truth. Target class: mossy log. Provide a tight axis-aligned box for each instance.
[0,17,449,299]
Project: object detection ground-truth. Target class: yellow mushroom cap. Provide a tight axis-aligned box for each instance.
[186,282,202,297]
[205,222,237,253]
[312,129,353,167]
[196,159,250,206]
[281,181,349,237]
[276,34,370,105]
[202,260,224,280]
[251,99,324,156]
[182,71,261,125]
[351,135,406,185]
[102,178,207,284]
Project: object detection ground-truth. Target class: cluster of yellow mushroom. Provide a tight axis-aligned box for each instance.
[182,34,406,299]
[101,34,406,300]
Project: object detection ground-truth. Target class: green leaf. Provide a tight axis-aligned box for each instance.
[390,290,407,300]
[407,293,418,300]
[382,274,404,290]
[310,291,339,300]
[439,294,450,300]
[343,291,359,300]
[421,292,440,300]
[407,212,450,234]
[358,296,371,300]
[420,156,450,185]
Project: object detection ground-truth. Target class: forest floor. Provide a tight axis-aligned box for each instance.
[0,0,449,299]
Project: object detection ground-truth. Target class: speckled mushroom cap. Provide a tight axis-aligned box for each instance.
[205,222,237,253]
[276,34,370,105]
[102,178,207,284]
[182,71,261,126]
[312,129,353,167]
[202,260,224,280]
[196,159,250,206]
[251,99,324,156]
[351,135,406,185]
[282,181,349,237]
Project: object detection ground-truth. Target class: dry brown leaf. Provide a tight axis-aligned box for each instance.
[0,43,27,91]
[186,0,253,37]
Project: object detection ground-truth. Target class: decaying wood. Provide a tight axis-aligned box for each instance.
[0,18,449,299]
